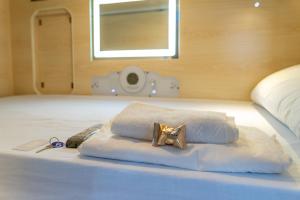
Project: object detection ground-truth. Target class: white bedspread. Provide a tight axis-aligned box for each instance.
[0,95,300,200]
[80,123,291,173]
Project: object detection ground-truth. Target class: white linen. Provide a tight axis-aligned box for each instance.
[0,95,300,200]
[80,123,291,173]
[251,64,300,138]
[111,102,239,144]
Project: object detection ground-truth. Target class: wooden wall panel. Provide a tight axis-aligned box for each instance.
[10,0,300,100]
[34,12,73,94]
[0,0,13,97]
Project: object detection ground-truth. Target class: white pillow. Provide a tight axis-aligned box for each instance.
[251,64,300,138]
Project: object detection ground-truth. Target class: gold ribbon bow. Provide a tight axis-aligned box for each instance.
[152,123,186,149]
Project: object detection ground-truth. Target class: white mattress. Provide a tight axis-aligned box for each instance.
[0,95,300,200]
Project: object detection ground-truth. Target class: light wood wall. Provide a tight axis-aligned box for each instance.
[0,0,13,97]
[10,0,300,100]
[34,10,73,94]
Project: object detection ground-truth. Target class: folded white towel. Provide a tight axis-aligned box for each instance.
[79,123,291,173]
[111,103,239,144]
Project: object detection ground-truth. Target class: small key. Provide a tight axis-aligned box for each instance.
[36,144,53,153]
[36,137,64,153]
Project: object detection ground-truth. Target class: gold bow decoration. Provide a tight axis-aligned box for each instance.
[152,123,187,149]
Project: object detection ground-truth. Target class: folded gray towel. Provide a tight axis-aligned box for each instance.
[111,103,239,144]
[66,124,102,148]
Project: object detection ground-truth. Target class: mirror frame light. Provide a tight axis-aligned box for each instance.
[93,0,177,58]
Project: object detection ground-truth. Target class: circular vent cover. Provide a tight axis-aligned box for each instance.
[120,66,146,94]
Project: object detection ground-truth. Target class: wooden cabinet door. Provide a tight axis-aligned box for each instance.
[35,13,73,94]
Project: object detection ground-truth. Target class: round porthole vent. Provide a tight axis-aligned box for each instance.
[120,66,146,94]
[127,73,139,85]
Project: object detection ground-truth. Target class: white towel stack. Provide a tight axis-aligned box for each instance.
[111,102,239,144]
[79,103,292,173]
[79,124,291,173]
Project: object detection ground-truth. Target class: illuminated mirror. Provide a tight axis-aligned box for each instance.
[93,0,178,58]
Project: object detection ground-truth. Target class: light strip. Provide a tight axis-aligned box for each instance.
[93,0,177,58]
[100,0,144,5]
[168,0,177,56]
[93,0,101,54]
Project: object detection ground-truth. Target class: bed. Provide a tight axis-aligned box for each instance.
[0,95,300,200]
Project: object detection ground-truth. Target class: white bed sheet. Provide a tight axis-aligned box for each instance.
[0,95,300,200]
